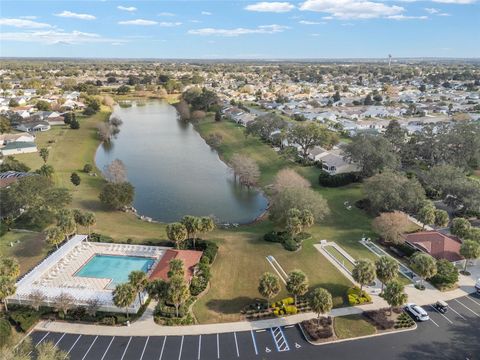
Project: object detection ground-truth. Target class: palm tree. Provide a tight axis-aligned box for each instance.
[167,275,190,317]
[309,288,333,325]
[113,283,136,320]
[36,164,54,178]
[375,256,399,293]
[181,215,201,248]
[0,257,20,279]
[45,226,65,249]
[383,280,408,315]
[83,212,96,236]
[39,148,49,164]
[286,270,309,305]
[258,272,281,308]
[36,341,69,360]
[352,259,376,295]
[199,216,216,244]
[128,270,148,305]
[56,209,76,240]
[166,222,187,249]
[0,276,16,312]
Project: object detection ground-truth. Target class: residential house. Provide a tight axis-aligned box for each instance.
[0,171,34,188]
[0,141,38,156]
[16,121,51,132]
[0,132,35,145]
[402,231,464,263]
[307,146,359,174]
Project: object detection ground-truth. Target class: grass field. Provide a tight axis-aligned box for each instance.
[324,245,356,273]
[334,314,376,339]
[0,230,47,275]
[7,107,385,324]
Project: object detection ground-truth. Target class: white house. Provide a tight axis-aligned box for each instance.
[16,121,51,132]
[0,141,38,156]
[308,146,359,175]
[0,132,35,145]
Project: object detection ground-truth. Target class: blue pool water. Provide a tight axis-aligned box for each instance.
[75,254,154,287]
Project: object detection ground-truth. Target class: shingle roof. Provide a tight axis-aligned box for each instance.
[403,231,463,262]
[149,249,203,282]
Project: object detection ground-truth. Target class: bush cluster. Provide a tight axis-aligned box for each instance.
[9,307,41,332]
[363,309,395,330]
[301,317,334,341]
[184,238,218,264]
[155,301,189,319]
[263,231,304,251]
[347,287,372,306]
[0,318,12,346]
[394,313,415,329]
[318,170,361,187]
[271,297,298,316]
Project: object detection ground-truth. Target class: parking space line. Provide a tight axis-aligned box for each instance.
[216,333,220,359]
[429,317,440,327]
[178,336,184,360]
[120,336,132,360]
[54,333,66,347]
[455,299,480,317]
[81,335,98,360]
[100,336,115,360]
[234,332,240,357]
[67,335,82,355]
[197,335,202,360]
[448,306,466,320]
[466,296,480,307]
[36,332,50,346]
[250,330,258,355]
[159,336,167,360]
[140,336,150,360]
[429,305,453,324]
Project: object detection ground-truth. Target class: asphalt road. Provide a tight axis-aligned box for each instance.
[29,294,480,360]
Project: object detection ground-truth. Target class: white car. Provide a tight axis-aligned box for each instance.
[405,303,430,322]
[475,278,480,294]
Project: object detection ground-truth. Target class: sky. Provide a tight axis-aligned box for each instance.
[0,0,479,59]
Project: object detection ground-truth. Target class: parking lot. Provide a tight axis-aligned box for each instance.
[29,294,480,360]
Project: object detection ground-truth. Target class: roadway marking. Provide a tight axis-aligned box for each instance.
[271,327,290,352]
[36,332,50,346]
[216,333,220,359]
[430,305,453,324]
[448,306,467,320]
[140,336,150,360]
[295,342,302,349]
[67,335,82,356]
[159,336,167,360]
[178,336,184,360]
[54,333,66,347]
[466,296,480,307]
[250,330,258,355]
[81,335,98,360]
[455,299,480,317]
[197,335,202,360]
[120,336,132,360]
[234,332,240,357]
[429,317,440,327]
[100,336,115,360]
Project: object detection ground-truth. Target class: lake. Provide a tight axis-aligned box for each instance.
[95,101,268,223]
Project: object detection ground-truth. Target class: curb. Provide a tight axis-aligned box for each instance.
[298,320,417,347]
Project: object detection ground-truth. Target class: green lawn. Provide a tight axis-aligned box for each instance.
[324,245,355,273]
[0,230,47,275]
[334,314,376,339]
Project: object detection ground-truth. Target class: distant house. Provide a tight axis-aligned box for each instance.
[307,146,359,175]
[0,141,37,156]
[149,249,203,283]
[0,171,34,188]
[16,121,51,132]
[0,132,35,145]
[402,231,463,263]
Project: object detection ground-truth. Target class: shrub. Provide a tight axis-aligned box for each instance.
[83,164,93,173]
[9,308,41,332]
[185,239,218,264]
[318,170,361,187]
[283,237,300,251]
[190,275,208,296]
[363,309,395,330]
[88,232,114,243]
[301,318,334,341]
[0,318,12,346]
[347,287,372,306]
[394,313,415,329]
[100,317,116,326]
[429,259,459,290]
[264,231,282,243]
[155,301,188,319]
[285,305,298,315]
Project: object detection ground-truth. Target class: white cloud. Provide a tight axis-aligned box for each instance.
[424,7,439,13]
[158,12,175,16]
[118,19,157,25]
[201,11,212,15]
[387,15,428,20]
[245,2,295,13]
[117,6,137,12]
[438,12,451,15]
[189,24,289,36]
[0,18,52,28]
[159,22,182,27]
[432,0,476,3]
[299,20,324,24]
[0,30,124,45]
[19,16,38,20]
[300,0,404,19]
[54,11,96,20]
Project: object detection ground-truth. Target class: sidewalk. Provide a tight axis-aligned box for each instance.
[34,271,479,337]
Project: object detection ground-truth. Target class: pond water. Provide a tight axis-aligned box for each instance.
[95,101,268,223]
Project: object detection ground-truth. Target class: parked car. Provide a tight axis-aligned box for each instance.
[433,300,448,314]
[475,278,480,294]
[405,303,430,321]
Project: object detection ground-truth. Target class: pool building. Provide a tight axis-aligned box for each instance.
[7,235,202,313]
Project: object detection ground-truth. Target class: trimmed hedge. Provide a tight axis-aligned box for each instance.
[0,318,12,347]
[363,309,395,330]
[394,313,415,329]
[347,287,372,306]
[9,308,41,332]
[301,317,334,341]
[318,170,361,187]
[184,238,218,264]
[263,231,303,251]
[155,301,188,319]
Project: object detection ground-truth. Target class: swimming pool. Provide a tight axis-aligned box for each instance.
[75,254,155,288]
